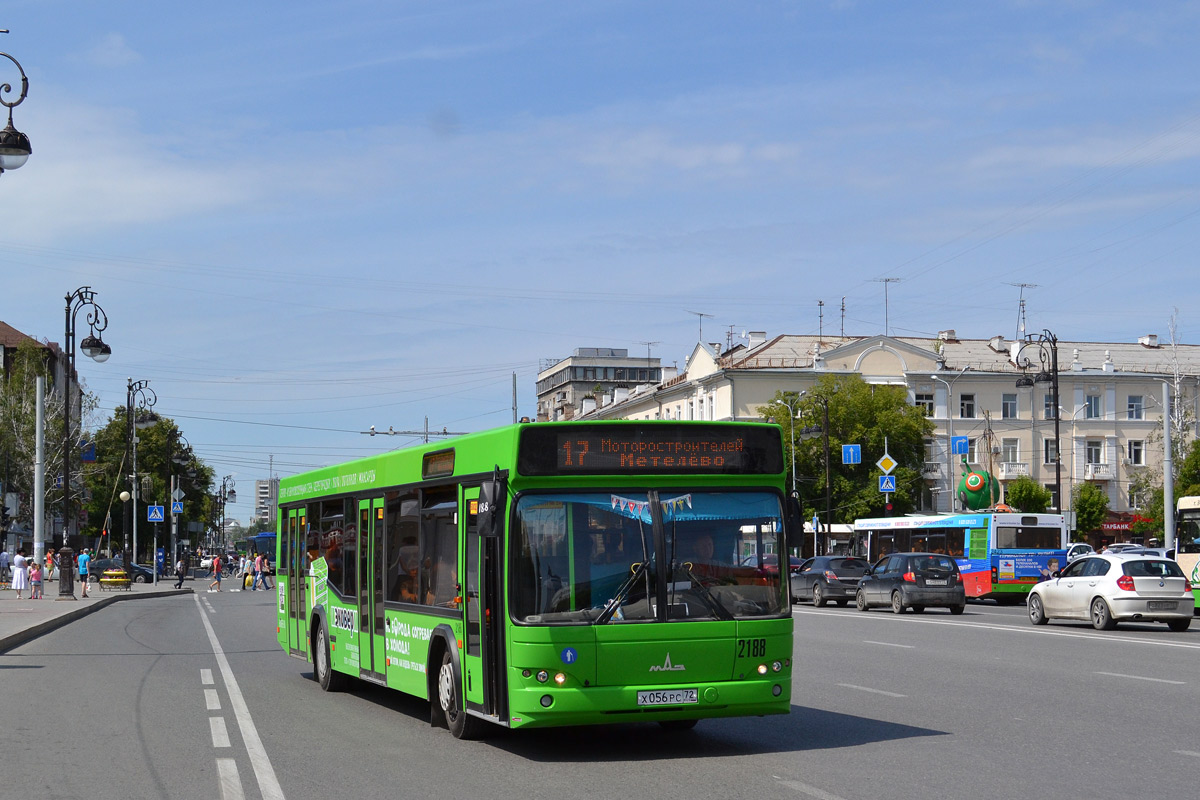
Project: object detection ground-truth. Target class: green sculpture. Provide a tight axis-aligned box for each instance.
[957,457,1000,511]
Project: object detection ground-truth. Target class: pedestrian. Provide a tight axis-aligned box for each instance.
[208,553,223,592]
[45,548,56,581]
[11,548,29,599]
[238,554,248,579]
[261,553,273,590]
[0,546,10,582]
[78,548,91,598]
[251,553,263,591]
[28,560,43,599]
[173,556,186,589]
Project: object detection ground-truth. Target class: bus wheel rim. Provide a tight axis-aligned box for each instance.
[438,661,455,714]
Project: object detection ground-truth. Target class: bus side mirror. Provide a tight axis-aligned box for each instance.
[785,494,803,550]
[478,476,506,538]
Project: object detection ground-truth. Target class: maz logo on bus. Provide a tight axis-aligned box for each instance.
[649,653,686,672]
[331,606,357,633]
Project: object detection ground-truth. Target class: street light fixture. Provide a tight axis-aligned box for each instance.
[0,30,32,175]
[60,287,111,557]
[126,378,156,566]
[932,366,971,513]
[217,475,236,552]
[1016,329,1061,511]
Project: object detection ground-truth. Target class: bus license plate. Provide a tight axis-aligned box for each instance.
[1148,601,1178,611]
[637,688,698,706]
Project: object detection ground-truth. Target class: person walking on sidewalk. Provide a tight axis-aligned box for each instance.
[208,554,223,592]
[28,560,43,599]
[173,557,186,589]
[45,548,56,581]
[11,549,29,599]
[260,554,274,590]
[78,548,92,598]
[251,553,263,591]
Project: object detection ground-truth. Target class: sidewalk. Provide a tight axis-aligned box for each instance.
[0,575,195,653]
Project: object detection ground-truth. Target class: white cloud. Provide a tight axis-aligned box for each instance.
[82,33,142,67]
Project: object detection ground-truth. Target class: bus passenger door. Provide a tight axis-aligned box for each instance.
[286,508,307,657]
[358,498,387,681]
[463,487,506,721]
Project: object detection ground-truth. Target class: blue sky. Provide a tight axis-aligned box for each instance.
[3,1,1199,522]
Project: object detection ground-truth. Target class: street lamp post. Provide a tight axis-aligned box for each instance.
[60,288,111,564]
[1016,330,1061,511]
[800,390,833,555]
[932,366,971,513]
[0,30,33,176]
[126,378,156,566]
[217,475,236,553]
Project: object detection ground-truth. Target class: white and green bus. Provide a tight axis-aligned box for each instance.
[1176,496,1200,614]
[276,421,800,738]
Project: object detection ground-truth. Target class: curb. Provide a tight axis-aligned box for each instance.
[0,588,195,654]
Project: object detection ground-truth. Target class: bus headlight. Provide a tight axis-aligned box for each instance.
[536,670,549,683]
[757,664,768,675]
[772,661,782,672]
[554,672,566,685]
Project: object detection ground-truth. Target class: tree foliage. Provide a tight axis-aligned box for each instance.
[760,374,934,524]
[1071,482,1110,540]
[1003,475,1052,513]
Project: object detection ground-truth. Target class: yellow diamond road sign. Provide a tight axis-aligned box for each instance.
[876,453,897,474]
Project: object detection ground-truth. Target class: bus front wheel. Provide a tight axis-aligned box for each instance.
[438,650,484,740]
[315,624,345,692]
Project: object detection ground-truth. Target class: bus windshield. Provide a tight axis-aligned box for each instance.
[994,526,1061,550]
[511,490,787,625]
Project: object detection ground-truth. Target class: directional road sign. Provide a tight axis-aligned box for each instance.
[147,505,165,522]
[878,475,897,493]
[842,444,861,465]
[171,501,184,514]
[951,436,969,456]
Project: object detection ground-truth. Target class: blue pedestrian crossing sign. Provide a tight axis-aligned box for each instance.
[878,475,897,493]
[147,504,165,522]
[842,444,861,465]
[951,436,969,456]
[171,501,184,514]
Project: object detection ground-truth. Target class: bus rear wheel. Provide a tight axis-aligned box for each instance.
[315,624,345,692]
[438,650,484,740]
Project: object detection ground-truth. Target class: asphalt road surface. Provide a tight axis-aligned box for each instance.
[3,593,1196,800]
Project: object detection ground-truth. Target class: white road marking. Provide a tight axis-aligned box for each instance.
[205,688,221,710]
[195,595,286,800]
[216,758,245,800]
[795,607,1200,650]
[1174,750,1200,758]
[1093,671,1185,685]
[210,716,231,748]
[836,682,907,698]
[778,778,853,800]
[201,669,214,685]
[863,640,914,648]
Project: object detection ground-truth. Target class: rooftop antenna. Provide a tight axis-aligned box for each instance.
[724,325,739,353]
[686,310,714,343]
[817,300,824,342]
[1007,282,1038,341]
[636,340,659,364]
[873,278,901,335]
[841,296,846,338]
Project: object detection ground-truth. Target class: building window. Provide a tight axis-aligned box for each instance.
[1043,394,1055,420]
[924,438,937,461]
[960,394,976,419]
[1127,440,1144,466]
[1085,440,1102,465]
[1046,483,1059,509]
[1127,396,1144,420]
[915,392,933,416]
[1001,438,1019,463]
[966,437,979,464]
[1002,394,1017,420]
[1129,488,1144,509]
[1044,439,1058,465]
[1085,395,1101,419]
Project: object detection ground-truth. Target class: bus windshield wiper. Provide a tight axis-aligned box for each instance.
[596,560,650,625]
[678,562,734,621]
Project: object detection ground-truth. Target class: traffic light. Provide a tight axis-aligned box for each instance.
[0,493,13,531]
[884,501,894,517]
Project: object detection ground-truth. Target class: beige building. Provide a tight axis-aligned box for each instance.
[579,330,1200,520]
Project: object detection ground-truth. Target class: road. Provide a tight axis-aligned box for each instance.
[3,593,1196,800]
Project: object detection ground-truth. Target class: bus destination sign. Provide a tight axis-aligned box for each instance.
[518,424,783,476]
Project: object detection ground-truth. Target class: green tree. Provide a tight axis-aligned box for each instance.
[1003,475,1052,513]
[0,338,99,533]
[761,374,935,524]
[1071,482,1110,541]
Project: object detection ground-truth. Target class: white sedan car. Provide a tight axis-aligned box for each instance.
[1027,553,1193,631]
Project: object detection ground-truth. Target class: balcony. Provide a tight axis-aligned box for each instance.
[1085,463,1114,481]
[922,461,943,478]
[997,462,1030,480]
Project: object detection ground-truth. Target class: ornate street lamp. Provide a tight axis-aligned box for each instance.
[126,378,157,565]
[0,30,32,175]
[1016,329,1061,511]
[217,475,236,552]
[60,287,111,558]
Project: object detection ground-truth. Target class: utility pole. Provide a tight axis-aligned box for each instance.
[818,300,824,342]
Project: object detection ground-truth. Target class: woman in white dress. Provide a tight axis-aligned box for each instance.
[11,548,30,600]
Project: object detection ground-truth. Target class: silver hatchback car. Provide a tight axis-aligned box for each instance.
[1027,554,1193,631]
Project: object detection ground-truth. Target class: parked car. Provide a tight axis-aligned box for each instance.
[790,556,871,607]
[1100,542,1141,553]
[1027,554,1192,631]
[86,558,155,584]
[1066,543,1095,562]
[738,554,801,576]
[1121,547,1176,560]
[855,552,966,614]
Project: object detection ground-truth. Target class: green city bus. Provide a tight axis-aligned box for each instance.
[275,420,798,738]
